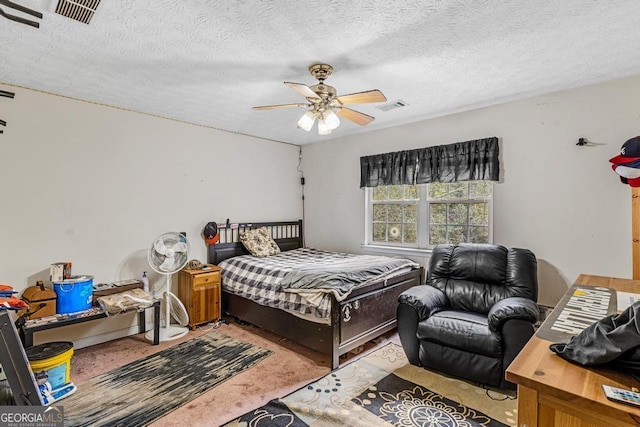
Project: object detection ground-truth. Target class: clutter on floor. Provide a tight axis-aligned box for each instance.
[0,309,71,406]
[1,261,156,407]
[26,341,77,404]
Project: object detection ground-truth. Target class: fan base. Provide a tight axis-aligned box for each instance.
[145,325,189,342]
[309,63,333,82]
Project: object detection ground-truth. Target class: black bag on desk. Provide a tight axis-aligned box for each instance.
[549,301,640,380]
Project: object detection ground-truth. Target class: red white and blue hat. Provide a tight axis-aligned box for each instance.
[609,136,640,164]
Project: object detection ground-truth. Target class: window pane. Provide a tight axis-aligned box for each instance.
[404,204,417,223]
[368,181,492,248]
[373,223,386,241]
[404,185,419,200]
[373,204,386,222]
[404,223,417,243]
[429,182,447,199]
[430,203,446,224]
[430,225,447,245]
[449,182,468,199]
[469,226,489,243]
[389,224,402,242]
[373,186,387,201]
[470,181,492,199]
[388,185,403,200]
[448,203,468,225]
[469,202,488,225]
[388,204,402,222]
[448,225,467,244]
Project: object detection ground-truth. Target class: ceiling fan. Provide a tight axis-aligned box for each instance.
[253,64,387,135]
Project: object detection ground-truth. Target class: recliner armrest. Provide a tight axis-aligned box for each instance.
[398,285,449,321]
[487,297,538,331]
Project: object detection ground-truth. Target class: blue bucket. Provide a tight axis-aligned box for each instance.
[53,275,94,314]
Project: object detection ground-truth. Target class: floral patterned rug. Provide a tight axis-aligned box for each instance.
[223,343,517,427]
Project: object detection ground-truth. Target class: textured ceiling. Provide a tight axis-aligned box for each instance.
[3,0,640,145]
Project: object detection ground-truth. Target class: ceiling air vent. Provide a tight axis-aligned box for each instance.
[55,0,100,24]
[376,100,409,112]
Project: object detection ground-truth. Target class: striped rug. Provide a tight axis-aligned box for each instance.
[63,333,271,426]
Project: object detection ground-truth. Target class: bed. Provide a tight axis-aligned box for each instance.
[207,220,424,369]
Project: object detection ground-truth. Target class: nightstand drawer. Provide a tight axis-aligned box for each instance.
[193,271,220,287]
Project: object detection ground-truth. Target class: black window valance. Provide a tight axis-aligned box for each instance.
[360,137,499,188]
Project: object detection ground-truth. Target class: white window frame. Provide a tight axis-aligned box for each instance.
[363,182,493,256]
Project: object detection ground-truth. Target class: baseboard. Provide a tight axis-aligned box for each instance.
[72,320,155,350]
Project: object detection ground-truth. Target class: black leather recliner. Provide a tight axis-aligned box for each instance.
[397,243,539,389]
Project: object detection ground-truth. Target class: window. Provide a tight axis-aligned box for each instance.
[366,181,492,249]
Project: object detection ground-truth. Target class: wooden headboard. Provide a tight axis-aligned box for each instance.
[207,220,303,265]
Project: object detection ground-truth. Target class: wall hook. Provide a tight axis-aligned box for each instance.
[576,137,604,147]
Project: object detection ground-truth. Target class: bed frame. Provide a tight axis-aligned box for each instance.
[207,220,424,369]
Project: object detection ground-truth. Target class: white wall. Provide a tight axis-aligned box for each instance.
[5,75,640,346]
[1,87,302,346]
[302,75,640,307]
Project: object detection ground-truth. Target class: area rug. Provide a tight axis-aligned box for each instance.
[62,333,272,427]
[223,343,517,427]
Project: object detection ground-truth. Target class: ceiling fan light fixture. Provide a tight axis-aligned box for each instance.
[317,117,332,135]
[324,109,340,131]
[297,111,315,132]
[255,63,386,134]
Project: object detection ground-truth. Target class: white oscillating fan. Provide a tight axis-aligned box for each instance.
[145,232,190,342]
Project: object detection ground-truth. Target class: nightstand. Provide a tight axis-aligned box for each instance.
[178,264,221,330]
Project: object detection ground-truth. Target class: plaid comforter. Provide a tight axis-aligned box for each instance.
[218,248,418,320]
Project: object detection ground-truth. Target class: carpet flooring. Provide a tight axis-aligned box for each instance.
[223,343,518,427]
[62,332,271,426]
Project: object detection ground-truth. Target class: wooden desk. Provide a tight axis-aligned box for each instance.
[506,274,640,426]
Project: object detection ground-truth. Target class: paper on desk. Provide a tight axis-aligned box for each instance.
[617,291,640,312]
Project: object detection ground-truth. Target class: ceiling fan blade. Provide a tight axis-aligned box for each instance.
[285,82,321,100]
[337,107,375,126]
[336,90,387,105]
[253,103,308,110]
